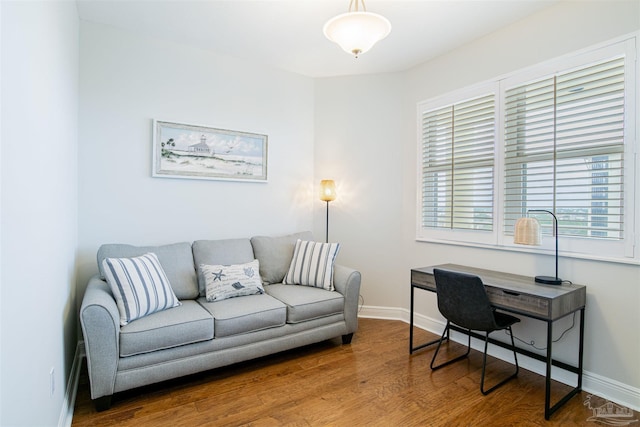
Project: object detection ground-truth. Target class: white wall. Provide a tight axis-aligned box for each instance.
[314,73,408,308]
[315,0,640,409]
[77,22,316,293]
[0,1,79,426]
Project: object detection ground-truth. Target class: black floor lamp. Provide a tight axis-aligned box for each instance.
[320,180,337,243]
[514,209,563,285]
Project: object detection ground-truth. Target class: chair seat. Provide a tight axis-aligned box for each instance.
[493,311,520,329]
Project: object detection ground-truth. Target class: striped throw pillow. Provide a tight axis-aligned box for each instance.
[283,240,340,291]
[102,252,181,326]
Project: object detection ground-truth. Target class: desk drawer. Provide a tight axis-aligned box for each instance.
[486,286,549,318]
[411,270,436,290]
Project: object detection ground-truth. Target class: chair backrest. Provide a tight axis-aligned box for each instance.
[433,268,498,331]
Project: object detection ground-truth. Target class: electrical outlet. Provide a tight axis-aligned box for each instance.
[50,368,55,397]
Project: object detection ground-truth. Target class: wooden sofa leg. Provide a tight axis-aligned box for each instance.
[94,395,112,412]
[342,333,354,344]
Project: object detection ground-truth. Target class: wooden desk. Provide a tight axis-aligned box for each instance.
[409,264,586,420]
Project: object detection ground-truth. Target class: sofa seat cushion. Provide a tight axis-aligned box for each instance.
[120,300,214,357]
[265,284,344,324]
[198,294,286,338]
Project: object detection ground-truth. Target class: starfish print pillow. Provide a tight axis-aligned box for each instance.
[200,259,264,302]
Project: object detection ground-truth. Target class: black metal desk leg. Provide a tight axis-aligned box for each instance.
[545,320,553,420]
[544,310,584,420]
[578,308,585,390]
[410,285,415,354]
[409,284,443,354]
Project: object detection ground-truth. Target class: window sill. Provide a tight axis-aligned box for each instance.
[415,236,640,266]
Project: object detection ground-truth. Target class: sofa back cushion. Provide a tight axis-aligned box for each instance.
[192,238,255,297]
[250,231,314,284]
[97,242,198,300]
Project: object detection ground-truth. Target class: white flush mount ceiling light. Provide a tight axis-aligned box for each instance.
[323,0,391,58]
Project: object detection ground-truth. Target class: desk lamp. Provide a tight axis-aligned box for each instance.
[320,180,337,243]
[514,209,563,285]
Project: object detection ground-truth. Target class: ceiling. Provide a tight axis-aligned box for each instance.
[76,0,561,78]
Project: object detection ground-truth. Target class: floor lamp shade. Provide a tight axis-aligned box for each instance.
[320,180,337,202]
[320,180,336,243]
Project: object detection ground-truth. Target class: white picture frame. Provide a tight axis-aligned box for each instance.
[152,120,268,182]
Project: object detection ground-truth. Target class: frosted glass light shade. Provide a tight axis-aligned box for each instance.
[320,180,337,202]
[323,11,391,57]
[514,217,541,246]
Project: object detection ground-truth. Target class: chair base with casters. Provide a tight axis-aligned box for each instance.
[430,268,521,395]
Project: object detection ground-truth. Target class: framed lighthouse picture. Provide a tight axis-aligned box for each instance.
[152,120,268,182]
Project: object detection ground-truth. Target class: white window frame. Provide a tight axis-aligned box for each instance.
[416,82,499,246]
[416,35,638,264]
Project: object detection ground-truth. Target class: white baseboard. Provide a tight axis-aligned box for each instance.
[59,341,85,427]
[583,371,640,412]
[359,305,640,411]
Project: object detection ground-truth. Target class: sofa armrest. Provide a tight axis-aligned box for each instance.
[80,275,120,400]
[333,264,361,334]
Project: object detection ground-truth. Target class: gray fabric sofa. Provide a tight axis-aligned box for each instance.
[80,231,361,410]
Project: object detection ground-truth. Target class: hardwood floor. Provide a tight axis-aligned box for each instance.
[72,318,604,426]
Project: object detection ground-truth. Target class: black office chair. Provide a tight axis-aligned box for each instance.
[430,268,520,395]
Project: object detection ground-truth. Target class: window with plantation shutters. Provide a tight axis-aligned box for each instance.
[420,93,495,236]
[416,36,637,262]
[504,57,625,240]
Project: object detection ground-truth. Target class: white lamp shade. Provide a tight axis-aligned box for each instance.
[514,217,541,246]
[323,11,391,56]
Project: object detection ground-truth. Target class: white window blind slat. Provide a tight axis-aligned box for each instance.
[503,56,625,240]
[421,94,495,231]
